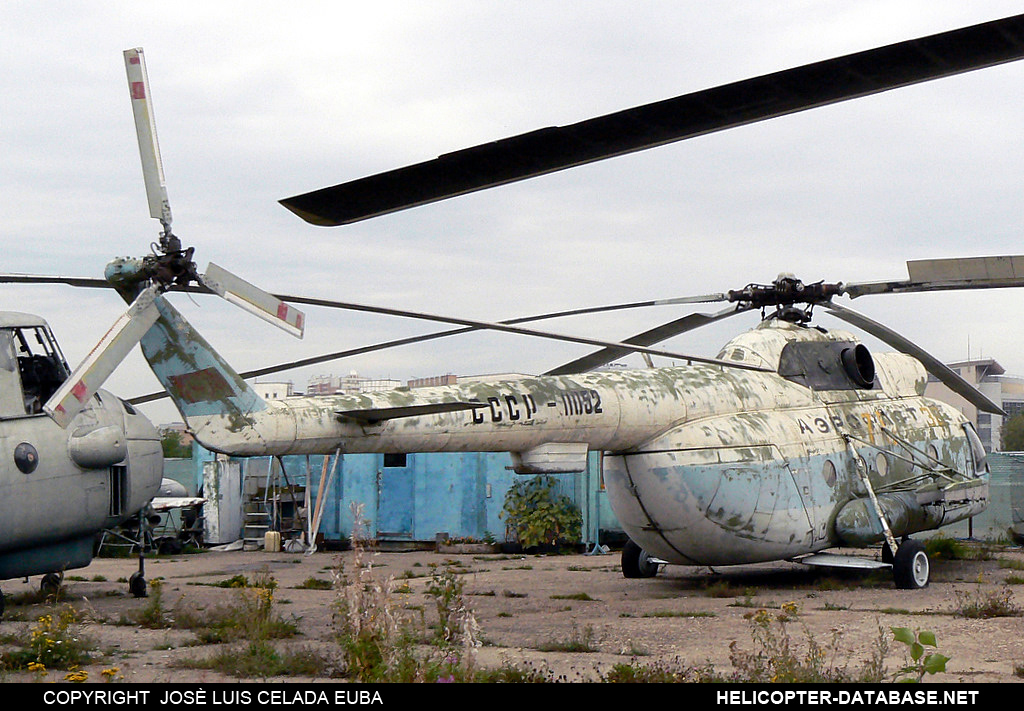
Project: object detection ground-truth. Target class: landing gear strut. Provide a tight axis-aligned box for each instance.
[129,508,150,598]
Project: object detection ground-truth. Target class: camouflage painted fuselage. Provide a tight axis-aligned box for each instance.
[145,298,987,567]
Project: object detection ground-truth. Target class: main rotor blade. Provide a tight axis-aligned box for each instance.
[280,14,1024,226]
[843,254,1024,298]
[821,300,1004,415]
[229,295,733,378]
[128,299,752,404]
[4,271,738,391]
[0,274,112,289]
[0,271,722,319]
[249,295,771,373]
[545,304,751,375]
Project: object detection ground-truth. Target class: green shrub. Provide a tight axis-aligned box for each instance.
[500,475,582,548]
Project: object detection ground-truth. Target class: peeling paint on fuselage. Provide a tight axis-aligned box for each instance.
[145,308,983,567]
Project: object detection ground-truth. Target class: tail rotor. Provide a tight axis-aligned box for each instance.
[42,48,306,428]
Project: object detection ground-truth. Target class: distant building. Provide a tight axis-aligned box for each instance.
[924,358,1024,452]
[307,371,401,396]
[252,381,294,401]
[408,374,458,389]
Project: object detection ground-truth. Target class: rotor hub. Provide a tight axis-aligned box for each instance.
[726,278,842,322]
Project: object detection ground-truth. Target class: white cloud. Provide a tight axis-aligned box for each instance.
[2,1,1024,425]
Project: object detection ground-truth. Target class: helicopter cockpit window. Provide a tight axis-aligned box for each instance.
[0,333,16,374]
[12,327,70,415]
[963,423,989,477]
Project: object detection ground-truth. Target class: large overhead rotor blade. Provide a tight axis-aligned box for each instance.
[248,294,771,372]
[0,274,113,290]
[231,292,735,379]
[280,14,1024,226]
[128,299,759,405]
[822,300,1004,415]
[545,304,751,376]
[843,254,1024,298]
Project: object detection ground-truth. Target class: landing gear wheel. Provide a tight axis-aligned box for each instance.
[40,572,63,597]
[621,539,659,579]
[892,539,929,589]
[128,571,148,598]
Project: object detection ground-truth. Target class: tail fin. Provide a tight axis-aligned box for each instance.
[140,295,269,448]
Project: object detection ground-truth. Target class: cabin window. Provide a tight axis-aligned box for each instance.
[822,460,837,487]
[875,453,889,478]
[964,423,989,476]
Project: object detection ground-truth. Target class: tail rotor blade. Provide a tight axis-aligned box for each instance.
[200,263,305,338]
[44,285,162,428]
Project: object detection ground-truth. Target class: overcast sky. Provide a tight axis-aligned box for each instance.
[3,2,1024,425]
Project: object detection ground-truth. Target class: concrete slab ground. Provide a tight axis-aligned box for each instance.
[0,542,1021,684]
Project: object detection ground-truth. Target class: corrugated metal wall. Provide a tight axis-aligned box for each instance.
[187,445,621,547]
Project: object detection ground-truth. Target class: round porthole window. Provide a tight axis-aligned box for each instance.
[822,460,837,487]
[875,452,888,477]
[15,442,38,474]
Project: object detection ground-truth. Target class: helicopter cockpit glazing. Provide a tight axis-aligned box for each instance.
[0,319,71,417]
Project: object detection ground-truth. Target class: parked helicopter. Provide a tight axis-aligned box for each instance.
[108,253,1014,591]
[8,16,1024,592]
[0,309,163,609]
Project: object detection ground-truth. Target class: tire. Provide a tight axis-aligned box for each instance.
[892,539,929,589]
[621,539,659,579]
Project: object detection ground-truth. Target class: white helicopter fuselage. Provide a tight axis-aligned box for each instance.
[144,298,987,568]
